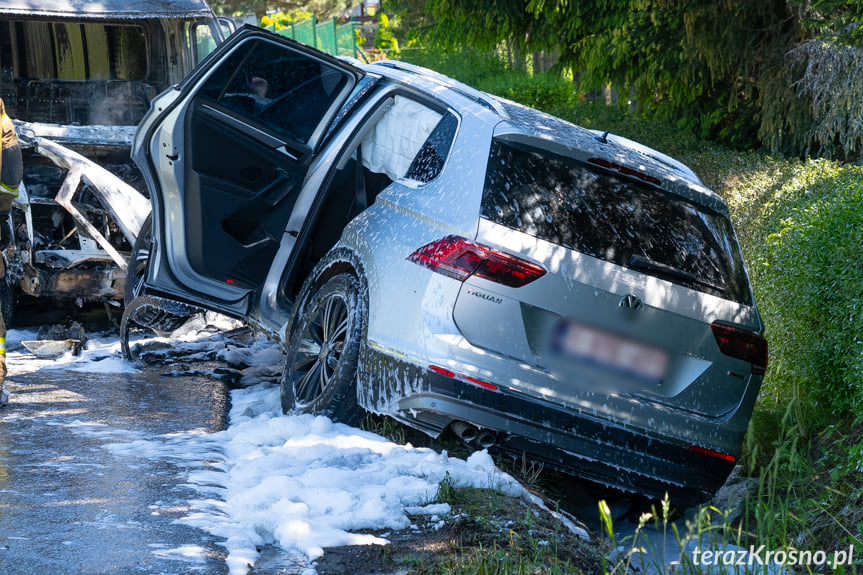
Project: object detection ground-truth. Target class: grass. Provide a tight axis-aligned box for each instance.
[431,473,603,574]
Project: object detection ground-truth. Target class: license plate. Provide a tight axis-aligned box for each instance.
[553,321,668,381]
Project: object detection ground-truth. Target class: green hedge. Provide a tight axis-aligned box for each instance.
[725,161,863,425]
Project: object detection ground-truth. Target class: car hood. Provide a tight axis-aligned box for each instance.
[15,121,137,148]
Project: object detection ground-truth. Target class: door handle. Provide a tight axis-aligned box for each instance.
[257,167,295,206]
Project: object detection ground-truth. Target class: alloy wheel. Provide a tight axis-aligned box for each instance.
[292,291,350,404]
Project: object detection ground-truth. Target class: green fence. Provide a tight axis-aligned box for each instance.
[273,17,358,59]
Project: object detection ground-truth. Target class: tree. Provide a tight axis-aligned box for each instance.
[389,0,863,157]
[530,0,799,147]
[795,0,863,45]
[212,0,359,21]
[210,0,271,20]
[374,13,400,54]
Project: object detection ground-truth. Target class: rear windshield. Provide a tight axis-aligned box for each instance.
[480,140,753,305]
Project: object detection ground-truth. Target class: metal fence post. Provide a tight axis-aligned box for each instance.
[332,17,338,55]
[352,17,357,58]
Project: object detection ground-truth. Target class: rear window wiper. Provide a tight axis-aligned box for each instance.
[628,254,725,292]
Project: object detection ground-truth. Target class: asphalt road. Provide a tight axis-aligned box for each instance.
[0,353,234,575]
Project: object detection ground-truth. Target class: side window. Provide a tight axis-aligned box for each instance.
[186,22,219,66]
[359,95,452,182]
[197,39,350,145]
[405,112,458,183]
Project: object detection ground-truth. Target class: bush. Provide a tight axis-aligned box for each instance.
[726,161,863,426]
[374,14,399,55]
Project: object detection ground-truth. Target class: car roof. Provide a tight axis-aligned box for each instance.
[0,0,216,19]
[365,60,728,215]
[492,99,729,213]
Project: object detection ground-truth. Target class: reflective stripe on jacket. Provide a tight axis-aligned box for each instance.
[0,98,23,197]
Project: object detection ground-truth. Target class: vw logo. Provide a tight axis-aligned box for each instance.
[618,294,643,310]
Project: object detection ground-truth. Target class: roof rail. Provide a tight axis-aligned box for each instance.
[372,60,509,118]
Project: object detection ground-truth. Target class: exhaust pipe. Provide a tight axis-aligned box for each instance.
[450,421,478,443]
[474,430,497,449]
[451,421,497,449]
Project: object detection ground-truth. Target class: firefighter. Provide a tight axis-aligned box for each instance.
[0,97,23,407]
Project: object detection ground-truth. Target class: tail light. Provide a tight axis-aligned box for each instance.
[429,365,499,391]
[688,445,736,463]
[407,235,546,288]
[710,323,768,375]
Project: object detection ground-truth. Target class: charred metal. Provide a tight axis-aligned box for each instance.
[0,0,228,318]
[4,136,149,306]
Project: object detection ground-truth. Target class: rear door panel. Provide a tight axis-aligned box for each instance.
[184,100,309,289]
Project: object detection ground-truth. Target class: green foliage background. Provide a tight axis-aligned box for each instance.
[391,0,863,160]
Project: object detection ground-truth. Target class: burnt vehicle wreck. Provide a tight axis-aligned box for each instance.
[2,136,150,324]
[0,0,228,321]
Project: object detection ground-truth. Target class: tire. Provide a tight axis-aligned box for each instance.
[0,278,15,328]
[280,273,366,425]
[125,214,153,306]
[123,213,190,334]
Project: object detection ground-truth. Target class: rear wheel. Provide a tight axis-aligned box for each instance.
[280,273,365,425]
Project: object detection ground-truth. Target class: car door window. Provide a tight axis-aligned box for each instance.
[197,38,350,145]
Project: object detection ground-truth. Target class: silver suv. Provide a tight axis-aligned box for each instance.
[127,26,767,506]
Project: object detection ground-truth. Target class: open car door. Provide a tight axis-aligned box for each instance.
[131,26,362,317]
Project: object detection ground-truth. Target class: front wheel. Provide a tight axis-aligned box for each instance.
[122,213,190,334]
[125,214,152,305]
[0,277,16,328]
[280,273,366,425]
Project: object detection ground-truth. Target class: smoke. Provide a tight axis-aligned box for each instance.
[89,83,153,126]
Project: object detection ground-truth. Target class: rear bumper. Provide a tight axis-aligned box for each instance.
[361,346,737,506]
